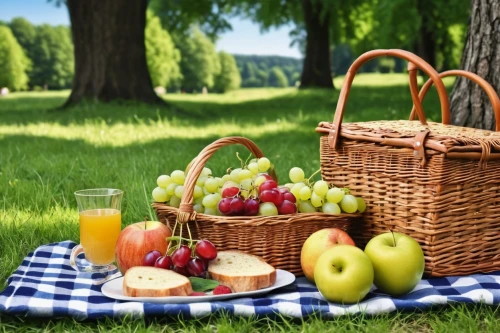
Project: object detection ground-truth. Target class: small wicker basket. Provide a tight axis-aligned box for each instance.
[153,136,362,276]
[317,49,500,277]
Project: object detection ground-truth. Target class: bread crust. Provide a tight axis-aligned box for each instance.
[208,250,277,293]
[122,267,193,297]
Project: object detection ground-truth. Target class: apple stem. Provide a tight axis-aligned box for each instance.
[391,230,396,247]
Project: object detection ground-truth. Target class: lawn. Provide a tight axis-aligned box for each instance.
[1,73,499,332]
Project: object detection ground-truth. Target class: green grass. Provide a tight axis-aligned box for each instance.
[1,73,498,332]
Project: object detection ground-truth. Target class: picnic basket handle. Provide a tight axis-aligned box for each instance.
[329,49,450,148]
[176,136,274,223]
[409,70,500,131]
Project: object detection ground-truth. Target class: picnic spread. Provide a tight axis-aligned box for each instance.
[2,241,500,320]
[2,49,500,320]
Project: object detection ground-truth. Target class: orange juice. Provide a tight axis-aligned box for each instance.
[79,208,121,265]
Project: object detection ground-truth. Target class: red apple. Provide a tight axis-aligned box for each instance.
[300,228,355,283]
[115,221,171,274]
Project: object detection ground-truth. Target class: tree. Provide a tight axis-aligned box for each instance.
[213,51,241,93]
[0,26,30,91]
[268,67,289,87]
[145,12,182,89]
[9,17,36,60]
[240,0,366,89]
[64,0,162,106]
[449,0,500,130]
[30,25,74,89]
[176,28,220,92]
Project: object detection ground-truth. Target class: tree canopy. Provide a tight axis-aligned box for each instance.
[214,51,241,93]
[268,66,289,87]
[0,26,30,91]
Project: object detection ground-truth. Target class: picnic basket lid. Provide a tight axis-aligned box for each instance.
[316,49,500,165]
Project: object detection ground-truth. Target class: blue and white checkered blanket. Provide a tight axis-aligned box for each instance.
[1,241,500,320]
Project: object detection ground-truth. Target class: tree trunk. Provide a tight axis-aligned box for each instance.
[414,0,436,68]
[299,0,334,89]
[64,0,163,106]
[449,0,500,130]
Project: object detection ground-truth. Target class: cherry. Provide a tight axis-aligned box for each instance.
[154,255,173,269]
[143,250,162,266]
[187,258,206,277]
[173,265,190,277]
[171,245,191,267]
[195,240,218,260]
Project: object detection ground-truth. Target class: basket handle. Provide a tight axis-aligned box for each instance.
[409,69,500,131]
[328,49,450,148]
[177,136,269,223]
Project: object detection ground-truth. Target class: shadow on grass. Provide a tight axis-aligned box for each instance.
[0,86,446,128]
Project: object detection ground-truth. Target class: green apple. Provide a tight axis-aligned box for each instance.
[314,245,374,304]
[364,232,424,296]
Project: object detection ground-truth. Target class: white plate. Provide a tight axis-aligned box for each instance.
[101,269,295,303]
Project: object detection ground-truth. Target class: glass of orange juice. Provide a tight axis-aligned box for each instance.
[70,188,123,273]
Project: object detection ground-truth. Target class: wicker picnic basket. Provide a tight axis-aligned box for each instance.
[316,49,500,277]
[153,136,362,276]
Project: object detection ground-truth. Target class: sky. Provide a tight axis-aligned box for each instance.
[0,0,302,58]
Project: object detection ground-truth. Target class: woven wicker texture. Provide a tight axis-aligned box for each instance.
[317,49,500,277]
[153,136,361,276]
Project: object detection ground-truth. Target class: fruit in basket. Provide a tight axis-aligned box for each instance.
[259,202,278,216]
[340,194,358,214]
[115,221,172,274]
[364,231,424,296]
[314,245,374,304]
[300,228,355,282]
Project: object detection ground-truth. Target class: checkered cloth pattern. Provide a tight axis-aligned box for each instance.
[2,241,500,320]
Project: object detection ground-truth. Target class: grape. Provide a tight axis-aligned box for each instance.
[200,167,212,177]
[278,187,290,193]
[244,198,260,216]
[204,178,219,193]
[284,183,295,190]
[290,182,306,200]
[196,176,208,187]
[326,187,345,204]
[283,192,296,203]
[299,186,312,201]
[218,197,232,215]
[157,175,172,188]
[311,192,324,207]
[222,186,239,198]
[171,245,191,267]
[238,169,253,181]
[313,180,329,197]
[154,255,173,269]
[257,157,271,172]
[169,195,181,208]
[259,202,278,216]
[204,207,218,215]
[298,201,317,213]
[202,193,219,208]
[278,200,297,214]
[166,183,178,196]
[356,197,367,213]
[174,185,185,199]
[323,202,341,214]
[261,189,283,207]
[193,185,204,199]
[289,167,305,183]
[340,194,358,213]
[222,174,231,183]
[152,187,169,202]
[248,162,259,174]
[171,170,185,185]
[193,203,204,213]
[215,177,225,188]
[194,197,204,205]
[230,168,242,182]
[254,175,268,187]
[259,180,278,194]
[187,258,206,277]
[240,178,253,190]
[229,197,245,215]
[143,250,162,266]
[195,240,218,260]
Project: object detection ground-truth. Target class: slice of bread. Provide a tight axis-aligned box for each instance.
[123,266,193,297]
[208,250,277,293]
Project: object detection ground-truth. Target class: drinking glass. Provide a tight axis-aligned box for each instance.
[70,188,123,273]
